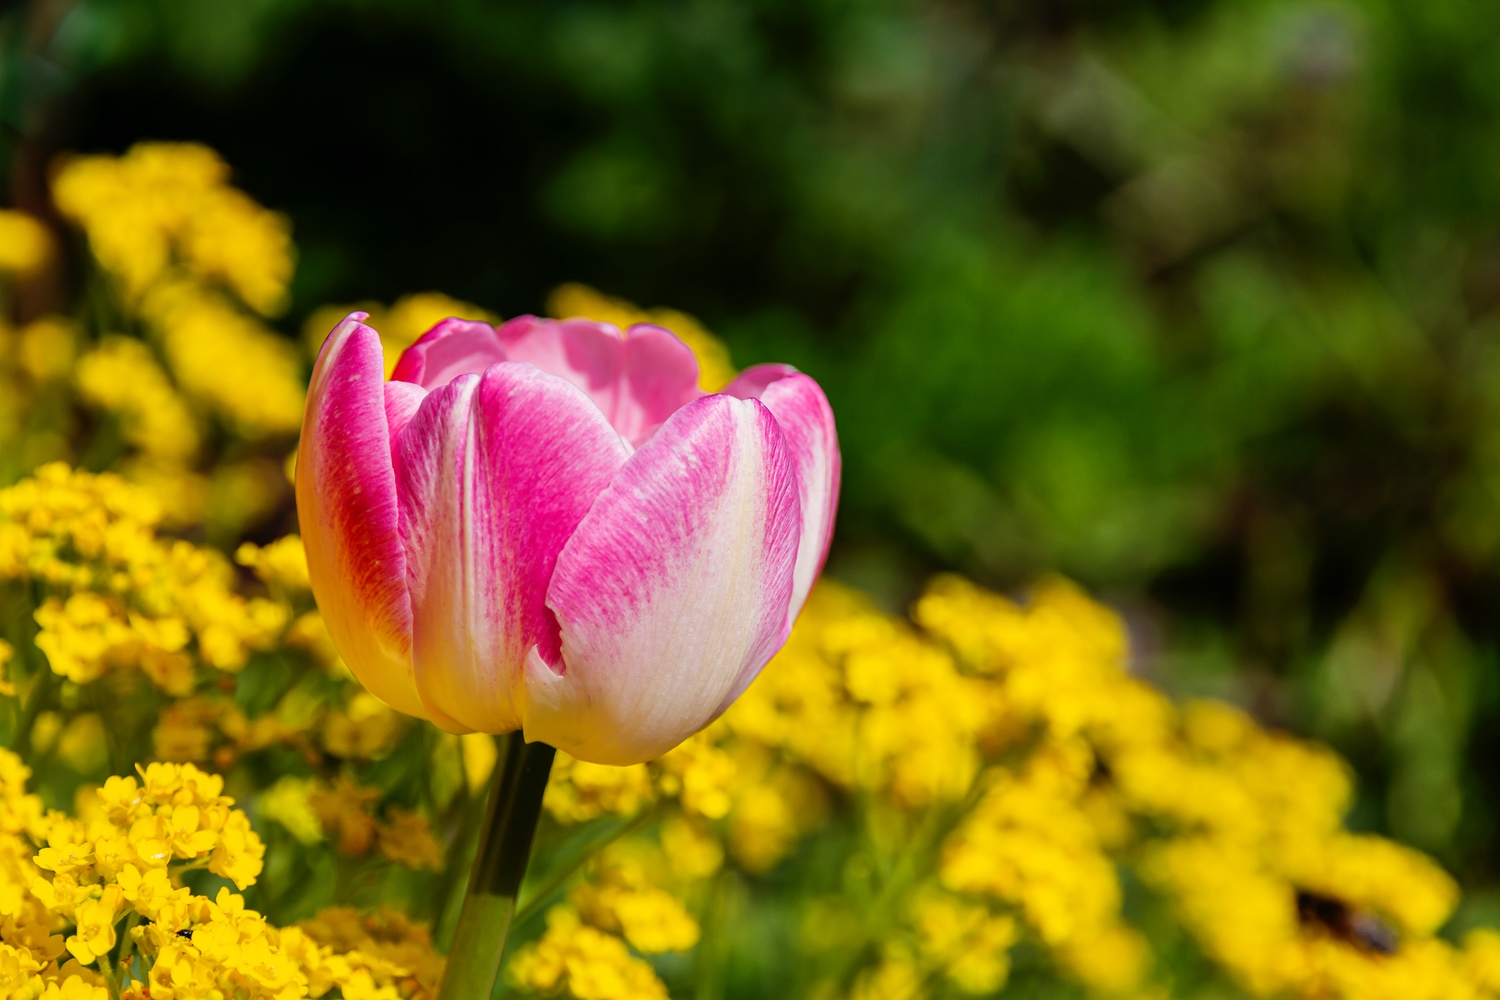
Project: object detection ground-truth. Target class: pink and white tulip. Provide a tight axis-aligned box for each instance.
[296,312,839,765]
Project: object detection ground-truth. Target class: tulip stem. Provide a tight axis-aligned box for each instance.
[439,732,555,1000]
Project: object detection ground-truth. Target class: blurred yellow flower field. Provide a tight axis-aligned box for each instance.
[0,140,1494,1000]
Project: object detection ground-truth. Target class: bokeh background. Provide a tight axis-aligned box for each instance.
[5,0,1500,924]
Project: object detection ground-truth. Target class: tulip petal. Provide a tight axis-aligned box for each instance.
[296,313,423,717]
[389,317,507,389]
[527,394,800,764]
[394,363,631,734]
[497,316,702,447]
[726,364,841,628]
[383,380,426,449]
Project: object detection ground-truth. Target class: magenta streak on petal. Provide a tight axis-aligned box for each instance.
[296,312,423,717]
[392,363,630,735]
[390,317,507,389]
[496,316,701,448]
[726,364,841,628]
[527,394,800,764]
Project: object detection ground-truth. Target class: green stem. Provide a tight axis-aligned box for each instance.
[116,912,141,987]
[10,661,52,757]
[97,948,122,1000]
[437,732,554,1000]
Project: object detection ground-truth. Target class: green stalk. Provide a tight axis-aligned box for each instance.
[438,732,555,1000]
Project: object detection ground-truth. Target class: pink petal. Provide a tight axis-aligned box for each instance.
[526,394,801,764]
[383,380,426,450]
[393,363,631,734]
[296,313,423,717]
[496,316,702,447]
[726,364,840,629]
[389,317,508,389]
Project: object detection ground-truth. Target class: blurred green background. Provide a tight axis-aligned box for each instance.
[6,0,1500,921]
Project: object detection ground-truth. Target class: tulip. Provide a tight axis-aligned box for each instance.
[297,311,839,766]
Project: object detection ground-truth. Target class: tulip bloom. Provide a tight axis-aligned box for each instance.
[297,312,838,765]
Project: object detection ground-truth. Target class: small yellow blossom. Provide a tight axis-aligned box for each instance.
[571,859,700,954]
[507,905,669,1000]
[235,534,311,593]
[323,691,406,759]
[53,142,293,313]
[310,778,382,856]
[0,209,51,276]
[461,733,498,795]
[376,808,445,872]
[18,317,76,383]
[75,336,200,463]
[1,465,289,689]
[258,776,324,846]
[545,752,656,823]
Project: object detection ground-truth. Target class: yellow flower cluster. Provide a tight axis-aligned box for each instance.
[75,336,201,464]
[842,891,1021,1000]
[729,582,990,807]
[548,283,735,392]
[0,315,80,481]
[507,905,670,1000]
[0,745,445,1000]
[139,279,305,437]
[568,857,700,954]
[536,566,1500,999]
[259,776,444,872]
[151,678,411,774]
[913,574,1500,1000]
[509,849,700,1000]
[52,143,292,314]
[48,141,304,518]
[236,535,312,594]
[0,464,288,689]
[296,907,445,1000]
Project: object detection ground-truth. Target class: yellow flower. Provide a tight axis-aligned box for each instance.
[75,336,200,462]
[210,808,266,889]
[53,142,293,314]
[235,535,310,593]
[140,279,304,437]
[309,778,381,856]
[33,593,137,684]
[297,906,446,1000]
[544,752,656,824]
[507,905,668,1000]
[17,317,76,383]
[570,860,699,954]
[65,884,123,965]
[461,733,498,795]
[376,809,444,872]
[258,776,324,846]
[323,691,406,759]
[657,816,723,880]
[656,733,735,819]
[1,465,292,690]
[0,209,51,276]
